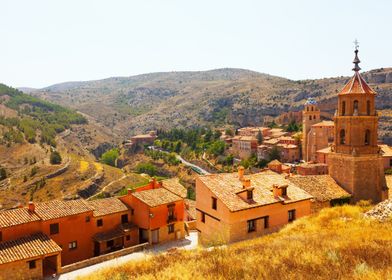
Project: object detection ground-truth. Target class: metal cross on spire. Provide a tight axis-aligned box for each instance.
[354,39,359,50]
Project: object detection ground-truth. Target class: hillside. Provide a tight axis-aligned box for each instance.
[29,68,392,143]
[0,84,146,209]
[80,205,392,280]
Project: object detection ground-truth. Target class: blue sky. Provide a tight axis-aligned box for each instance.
[1,0,392,88]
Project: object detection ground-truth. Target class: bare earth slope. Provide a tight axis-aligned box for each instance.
[30,68,392,142]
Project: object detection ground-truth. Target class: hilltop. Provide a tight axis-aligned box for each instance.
[29,68,392,144]
[80,205,392,280]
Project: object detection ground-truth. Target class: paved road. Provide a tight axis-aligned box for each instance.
[54,232,198,280]
[148,146,210,175]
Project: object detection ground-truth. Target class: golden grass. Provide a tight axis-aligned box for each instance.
[79,160,90,173]
[80,205,392,280]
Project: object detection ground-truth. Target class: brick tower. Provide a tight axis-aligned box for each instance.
[328,48,388,203]
[302,98,320,161]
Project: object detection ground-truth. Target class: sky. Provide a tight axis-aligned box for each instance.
[1,0,392,88]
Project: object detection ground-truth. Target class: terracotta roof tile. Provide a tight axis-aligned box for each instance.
[380,145,392,157]
[132,188,182,207]
[0,208,41,228]
[340,72,375,94]
[162,178,187,198]
[88,197,129,217]
[35,200,93,221]
[312,121,334,127]
[0,233,61,264]
[197,171,313,212]
[288,175,350,202]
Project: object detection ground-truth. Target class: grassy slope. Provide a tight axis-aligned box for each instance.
[80,205,392,280]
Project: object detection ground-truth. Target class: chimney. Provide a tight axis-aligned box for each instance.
[242,179,251,189]
[127,188,134,195]
[272,184,282,198]
[238,166,245,180]
[28,201,35,213]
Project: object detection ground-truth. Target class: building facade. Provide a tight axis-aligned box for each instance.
[328,49,388,203]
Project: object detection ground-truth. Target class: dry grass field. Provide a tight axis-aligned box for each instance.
[80,205,392,280]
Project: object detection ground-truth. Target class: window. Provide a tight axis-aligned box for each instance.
[282,187,287,196]
[311,106,314,111]
[212,197,217,210]
[85,216,90,223]
[131,209,135,216]
[126,235,130,241]
[262,216,269,229]
[365,129,370,145]
[168,224,175,234]
[50,223,59,235]
[201,212,205,223]
[342,101,346,116]
[247,190,253,200]
[367,100,371,115]
[340,129,345,145]
[247,219,256,233]
[106,240,114,248]
[121,214,128,224]
[28,260,36,269]
[168,205,175,220]
[97,219,103,227]
[354,100,359,111]
[69,241,77,250]
[313,115,316,120]
[309,115,312,121]
[288,210,296,222]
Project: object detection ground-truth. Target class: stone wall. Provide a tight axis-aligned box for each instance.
[60,242,149,274]
[0,259,43,280]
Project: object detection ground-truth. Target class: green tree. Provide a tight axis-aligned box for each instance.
[207,141,226,157]
[268,146,281,161]
[50,151,62,164]
[225,128,234,137]
[100,148,119,167]
[257,129,263,144]
[135,162,157,176]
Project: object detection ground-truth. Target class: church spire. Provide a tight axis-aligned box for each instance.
[352,39,361,72]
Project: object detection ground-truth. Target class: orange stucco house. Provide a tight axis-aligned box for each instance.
[0,177,190,279]
[196,168,313,244]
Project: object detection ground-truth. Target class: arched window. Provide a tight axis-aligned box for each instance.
[353,100,359,115]
[309,116,312,120]
[365,129,370,145]
[342,101,346,116]
[307,107,309,111]
[313,115,316,120]
[367,100,371,116]
[340,129,345,144]
[311,106,314,111]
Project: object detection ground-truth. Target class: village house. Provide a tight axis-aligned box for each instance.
[196,167,313,244]
[124,131,157,150]
[237,127,270,138]
[230,135,258,159]
[0,177,191,279]
[296,162,329,175]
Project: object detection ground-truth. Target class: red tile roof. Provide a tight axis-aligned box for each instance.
[162,178,187,198]
[198,170,313,212]
[0,233,61,264]
[34,200,93,221]
[0,208,41,228]
[340,72,375,95]
[132,188,182,207]
[88,197,129,217]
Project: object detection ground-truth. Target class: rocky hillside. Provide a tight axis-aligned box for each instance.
[29,68,392,143]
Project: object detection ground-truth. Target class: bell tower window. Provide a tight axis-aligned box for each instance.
[365,130,370,145]
[340,129,346,145]
[309,116,312,121]
[367,100,371,116]
[353,100,359,116]
[342,101,346,116]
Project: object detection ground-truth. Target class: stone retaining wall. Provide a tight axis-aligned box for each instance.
[60,242,149,274]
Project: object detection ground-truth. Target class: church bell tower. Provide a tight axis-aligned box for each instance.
[328,46,388,203]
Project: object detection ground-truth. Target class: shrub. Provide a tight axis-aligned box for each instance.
[135,162,157,176]
[50,151,62,164]
[100,148,119,167]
